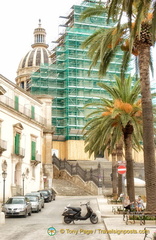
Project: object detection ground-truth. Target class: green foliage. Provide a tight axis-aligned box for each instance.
[83,76,143,157]
[129,215,156,220]
[80,4,107,21]
[80,1,155,78]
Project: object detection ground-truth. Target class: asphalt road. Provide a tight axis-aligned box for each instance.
[0,196,109,240]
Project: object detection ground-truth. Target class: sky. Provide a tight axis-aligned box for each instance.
[0,0,82,82]
[1,0,156,85]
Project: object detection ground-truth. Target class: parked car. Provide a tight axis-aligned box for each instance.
[31,191,44,208]
[38,190,52,202]
[2,196,32,217]
[46,188,56,201]
[25,195,41,212]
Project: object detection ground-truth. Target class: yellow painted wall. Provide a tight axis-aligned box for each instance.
[52,139,144,163]
[52,141,66,160]
[133,149,144,163]
[106,149,144,163]
[67,140,94,160]
[52,140,94,161]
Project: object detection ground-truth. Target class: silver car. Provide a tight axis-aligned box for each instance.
[25,195,41,212]
[31,192,44,208]
[2,196,32,217]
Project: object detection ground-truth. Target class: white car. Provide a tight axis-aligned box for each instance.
[2,196,32,217]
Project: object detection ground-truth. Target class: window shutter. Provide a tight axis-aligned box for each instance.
[15,96,19,111]
[31,141,36,160]
[15,133,20,154]
[31,106,35,119]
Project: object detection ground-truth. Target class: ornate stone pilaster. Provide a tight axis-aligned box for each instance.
[43,163,53,188]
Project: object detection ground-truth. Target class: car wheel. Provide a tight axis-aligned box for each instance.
[24,210,27,218]
[28,209,32,216]
[42,204,44,208]
[36,207,39,213]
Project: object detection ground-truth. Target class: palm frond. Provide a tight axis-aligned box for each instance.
[150,48,154,77]
[120,51,131,80]
[107,0,123,23]
[152,1,156,43]
[80,5,107,21]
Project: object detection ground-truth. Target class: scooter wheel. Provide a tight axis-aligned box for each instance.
[90,214,98,224]
[64,216,72,224]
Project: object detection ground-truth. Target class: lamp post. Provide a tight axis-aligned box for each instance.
[2,171,7,204]
[22,173,25,196]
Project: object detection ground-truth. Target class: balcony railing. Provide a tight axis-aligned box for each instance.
[14,147,25,158]
[0,95,46,125]
[31,154,41,166]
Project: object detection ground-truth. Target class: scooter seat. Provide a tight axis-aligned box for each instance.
[68,206,81,212]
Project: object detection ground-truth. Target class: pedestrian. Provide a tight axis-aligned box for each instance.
[117,193,124,203]
[136,196,144,212]
[123,195,134,211]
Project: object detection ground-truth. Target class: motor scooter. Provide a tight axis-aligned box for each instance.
[62,201,98,224]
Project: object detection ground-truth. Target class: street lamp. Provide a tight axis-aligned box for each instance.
[22,173,25,195]
[2,171,7,204]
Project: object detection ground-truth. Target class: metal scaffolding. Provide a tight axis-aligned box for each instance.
[30,0,132,140]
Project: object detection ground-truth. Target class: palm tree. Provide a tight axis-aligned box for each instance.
[111,148,118,197]
[116,140,124,196]
[81,1,156,212]
[83,76,142,202]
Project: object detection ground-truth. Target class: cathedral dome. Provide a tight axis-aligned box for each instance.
[16,20,52,90]
[18,47,52,70]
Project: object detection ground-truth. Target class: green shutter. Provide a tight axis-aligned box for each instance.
[15,96,19,111]
[31,106,35,119]
[31,141,36,160]
[15,133,20,154]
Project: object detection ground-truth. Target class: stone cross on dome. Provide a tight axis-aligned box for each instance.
[32,19,48,48]
[38,19,41,27]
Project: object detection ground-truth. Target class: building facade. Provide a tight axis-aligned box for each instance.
[0,74,53,202]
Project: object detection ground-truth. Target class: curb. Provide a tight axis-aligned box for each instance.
[96,197,112,240]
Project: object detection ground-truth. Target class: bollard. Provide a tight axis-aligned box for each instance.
[96,210,101,223]
[0,212,5,224]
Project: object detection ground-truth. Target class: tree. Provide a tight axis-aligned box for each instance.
[116,141,124,196]
[83,76,142,202]
[81,1,156,213]
[111,149,118,197]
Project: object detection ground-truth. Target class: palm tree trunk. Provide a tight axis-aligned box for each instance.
[116,141,124,196]
[138,45,156,213]
[111,150,117,196]
[123,123,135,202]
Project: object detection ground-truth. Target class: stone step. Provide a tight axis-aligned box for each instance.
[52,179,92,196]
[68,158,112,170]
[54,159,145,195]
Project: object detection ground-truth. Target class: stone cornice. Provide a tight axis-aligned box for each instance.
[0,101,44,128]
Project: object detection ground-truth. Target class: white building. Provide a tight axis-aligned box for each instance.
[0,74,53,202]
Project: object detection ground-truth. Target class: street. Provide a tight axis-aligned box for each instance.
[0,196,109,240]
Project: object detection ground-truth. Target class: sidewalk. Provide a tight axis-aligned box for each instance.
[97,196,156,240]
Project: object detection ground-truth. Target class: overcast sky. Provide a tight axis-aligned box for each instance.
[0,0,82,82]
[1,0,156,84]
